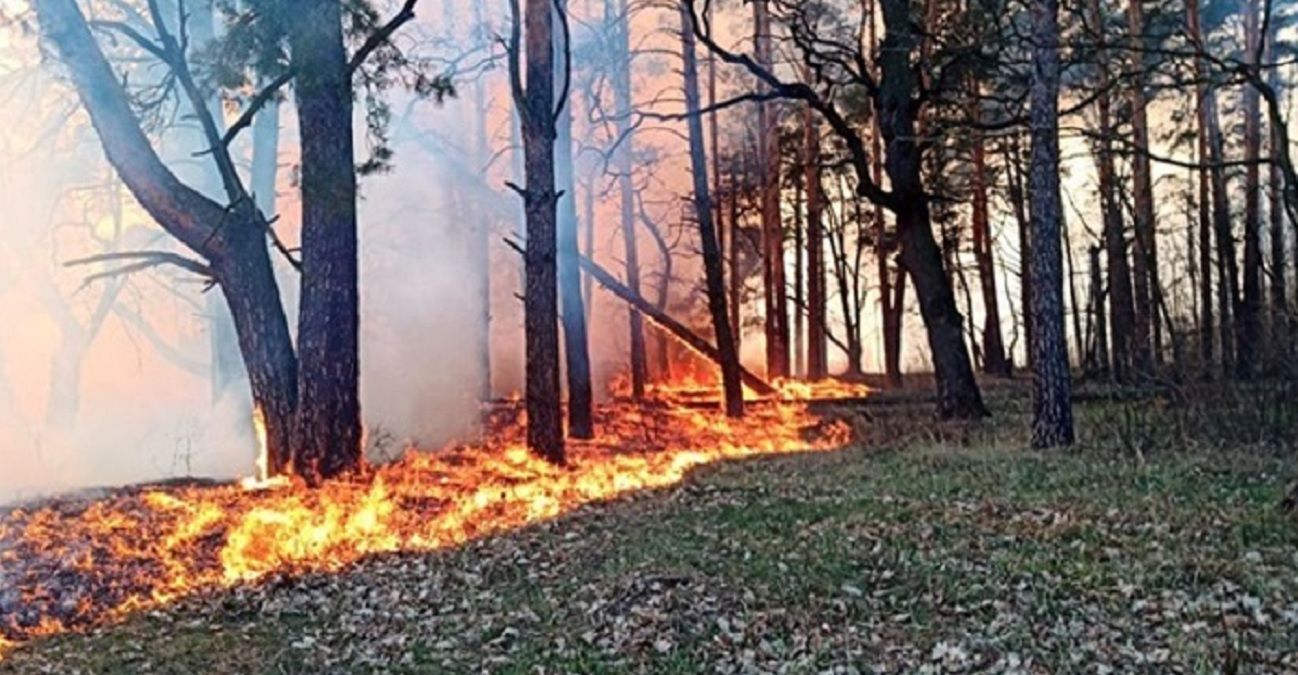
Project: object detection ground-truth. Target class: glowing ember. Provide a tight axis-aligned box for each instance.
[0,397,853,655]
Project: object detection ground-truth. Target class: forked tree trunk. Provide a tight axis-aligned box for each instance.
[1028,0,1074,448]
[288,0,363,482]
[878,0,986,418]
[680,4,744,416]
[36,0,300,472]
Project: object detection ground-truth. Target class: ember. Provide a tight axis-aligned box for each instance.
[0,397,851,653]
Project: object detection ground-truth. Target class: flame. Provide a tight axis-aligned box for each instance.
[0,392,854,654]
[239,406,290,492]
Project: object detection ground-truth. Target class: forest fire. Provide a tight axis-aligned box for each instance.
[0,392,853,654]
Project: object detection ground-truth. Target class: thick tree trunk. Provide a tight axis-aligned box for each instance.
[609,0,647,399]
[516,0,566,462]
[681,4,744,416]
[752,0,789,379]
[288,0,362,482]
[878,0,986,418]
[1028,0,1074,448]
[217,231,300,475]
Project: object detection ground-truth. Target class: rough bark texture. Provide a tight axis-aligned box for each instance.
[681,5,744,416]
[517,0,566,462]
[287,0,362,482]
[1028,0,1075,448]
[878,0,986,418]
[37,0,299,472]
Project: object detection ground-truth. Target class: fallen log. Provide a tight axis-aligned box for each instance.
[577,255,777,396]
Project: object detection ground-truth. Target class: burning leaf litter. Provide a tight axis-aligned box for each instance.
[0,390,852,653]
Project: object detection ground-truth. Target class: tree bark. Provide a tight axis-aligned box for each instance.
[287,0,363,482]
[1205,86,1240,371]
[513,0,566,462]
[1187,0,1215,371]
[878,0,986,418]
[36,0,299,472]
[1028,0,1075,448]
[681,4,744,416]
[970,113,1010,377]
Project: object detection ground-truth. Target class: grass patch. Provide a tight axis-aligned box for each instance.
[3,395,1297,674]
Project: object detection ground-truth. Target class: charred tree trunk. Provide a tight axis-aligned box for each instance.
[287,0,362,482]
[681,4,744,416]
[609,0,647,399]
[553,0,594,439]
[878,0,986,418]
[512,0,566,462]
[1028,0,1074,448]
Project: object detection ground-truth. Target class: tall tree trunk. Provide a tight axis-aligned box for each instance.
[1085,0,1136,380]
[680,4,744,416]
[878,0,987,418]
[610,0,646,399]
[553,0,594,438]
[792,171,806,378]
[753,0,789,379]
[1240,0,1264,375]
[1268,51,1288,354]
[1205,86,1240,371]
[970,111,1010,377]
[728,161,743,351]
[1126,0,1157,372]
[288,0,362,482]
[1028,0,1074,448]
[1187,0,1215,370]
[805,103,828,381]
[870,7,903,388]
[1089,245,1110,373]
[513,0,566,462]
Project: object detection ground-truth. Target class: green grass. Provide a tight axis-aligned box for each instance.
[3,398,1297,674]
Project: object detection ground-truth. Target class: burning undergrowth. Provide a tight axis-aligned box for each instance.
[0,390,855,653]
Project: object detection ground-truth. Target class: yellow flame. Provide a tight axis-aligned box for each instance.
[240,406,288,491]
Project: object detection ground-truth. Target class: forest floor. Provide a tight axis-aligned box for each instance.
[2,389,1298,674]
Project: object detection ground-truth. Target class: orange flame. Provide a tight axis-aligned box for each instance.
[0,393,854,654]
